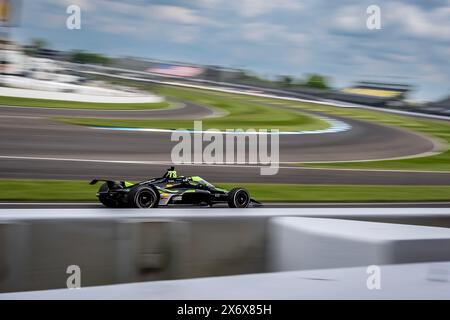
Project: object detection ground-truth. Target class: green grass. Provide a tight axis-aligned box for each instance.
[0,180,99,201]
[57,86,330,131]
[233,184,450,202]
[301,155,450,171]
[0,95,169,110]
[1,179,449,202]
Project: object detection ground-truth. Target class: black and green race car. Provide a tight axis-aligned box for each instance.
[90,167,261,208]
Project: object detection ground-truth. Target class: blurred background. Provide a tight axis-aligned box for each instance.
[1,0,449,114]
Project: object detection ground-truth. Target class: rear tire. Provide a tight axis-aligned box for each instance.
[130,186,159,208]
[227,188,250,208]
[98,182,118,208]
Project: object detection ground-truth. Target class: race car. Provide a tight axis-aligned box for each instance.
[90,167,260,208]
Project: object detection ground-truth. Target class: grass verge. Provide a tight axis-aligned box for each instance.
[57,86,330,131]
[0,95,169,110]
[1,179,449,202]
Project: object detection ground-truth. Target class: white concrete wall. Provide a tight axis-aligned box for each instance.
[2,210,450,293]
[3,262,450,299]
[0,76,164,103]
[0,217,266,292]
[268,217,450,272]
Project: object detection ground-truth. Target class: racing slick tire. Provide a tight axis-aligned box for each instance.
[227,188,251,208]
[130,186,160,208]
[98,182,119,208]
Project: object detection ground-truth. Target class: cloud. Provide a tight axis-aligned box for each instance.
[384,2,450,41]
[331,2,450,42]
[45,0,96,11]
[235,0,275,18]
[63,1,222,44]
[195,0,223,10]
[333,5,367,32]
[239,22,307,46]
[151,5,205,25]
[231,0,303,18]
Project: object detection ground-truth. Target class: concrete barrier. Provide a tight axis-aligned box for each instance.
[2,261,450,299]
[268,217,450,272]
[0,215,267,292]
[1,208,450,293]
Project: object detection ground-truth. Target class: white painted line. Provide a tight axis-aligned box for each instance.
[267,202,450,206]
[0,115,44,119]
[0,155,450,173]
[1,208,450,221]
[0,202,448,206]
[0,102,183,112]
[89,115,351,135]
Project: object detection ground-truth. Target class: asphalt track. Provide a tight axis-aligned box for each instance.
[0,97,449,185]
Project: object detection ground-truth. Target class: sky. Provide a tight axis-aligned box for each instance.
[9,0,450,101]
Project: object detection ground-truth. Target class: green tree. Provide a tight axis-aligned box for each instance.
[304,74,330,89]
[70,51,111,65]
[278,75,293,87]
[24,38,49,56]
[31,38,48,50]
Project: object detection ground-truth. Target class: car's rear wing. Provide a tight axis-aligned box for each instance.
[89,179,116,189]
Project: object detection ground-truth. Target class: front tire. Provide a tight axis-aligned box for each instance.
[131,186,159,208]
[227,188,250,208]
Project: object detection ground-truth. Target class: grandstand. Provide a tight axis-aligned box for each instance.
[426,95,450,116]
[342,81,410,98]
[272,81,413,108]
[343,88,401,98]
[112,57,206,80]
